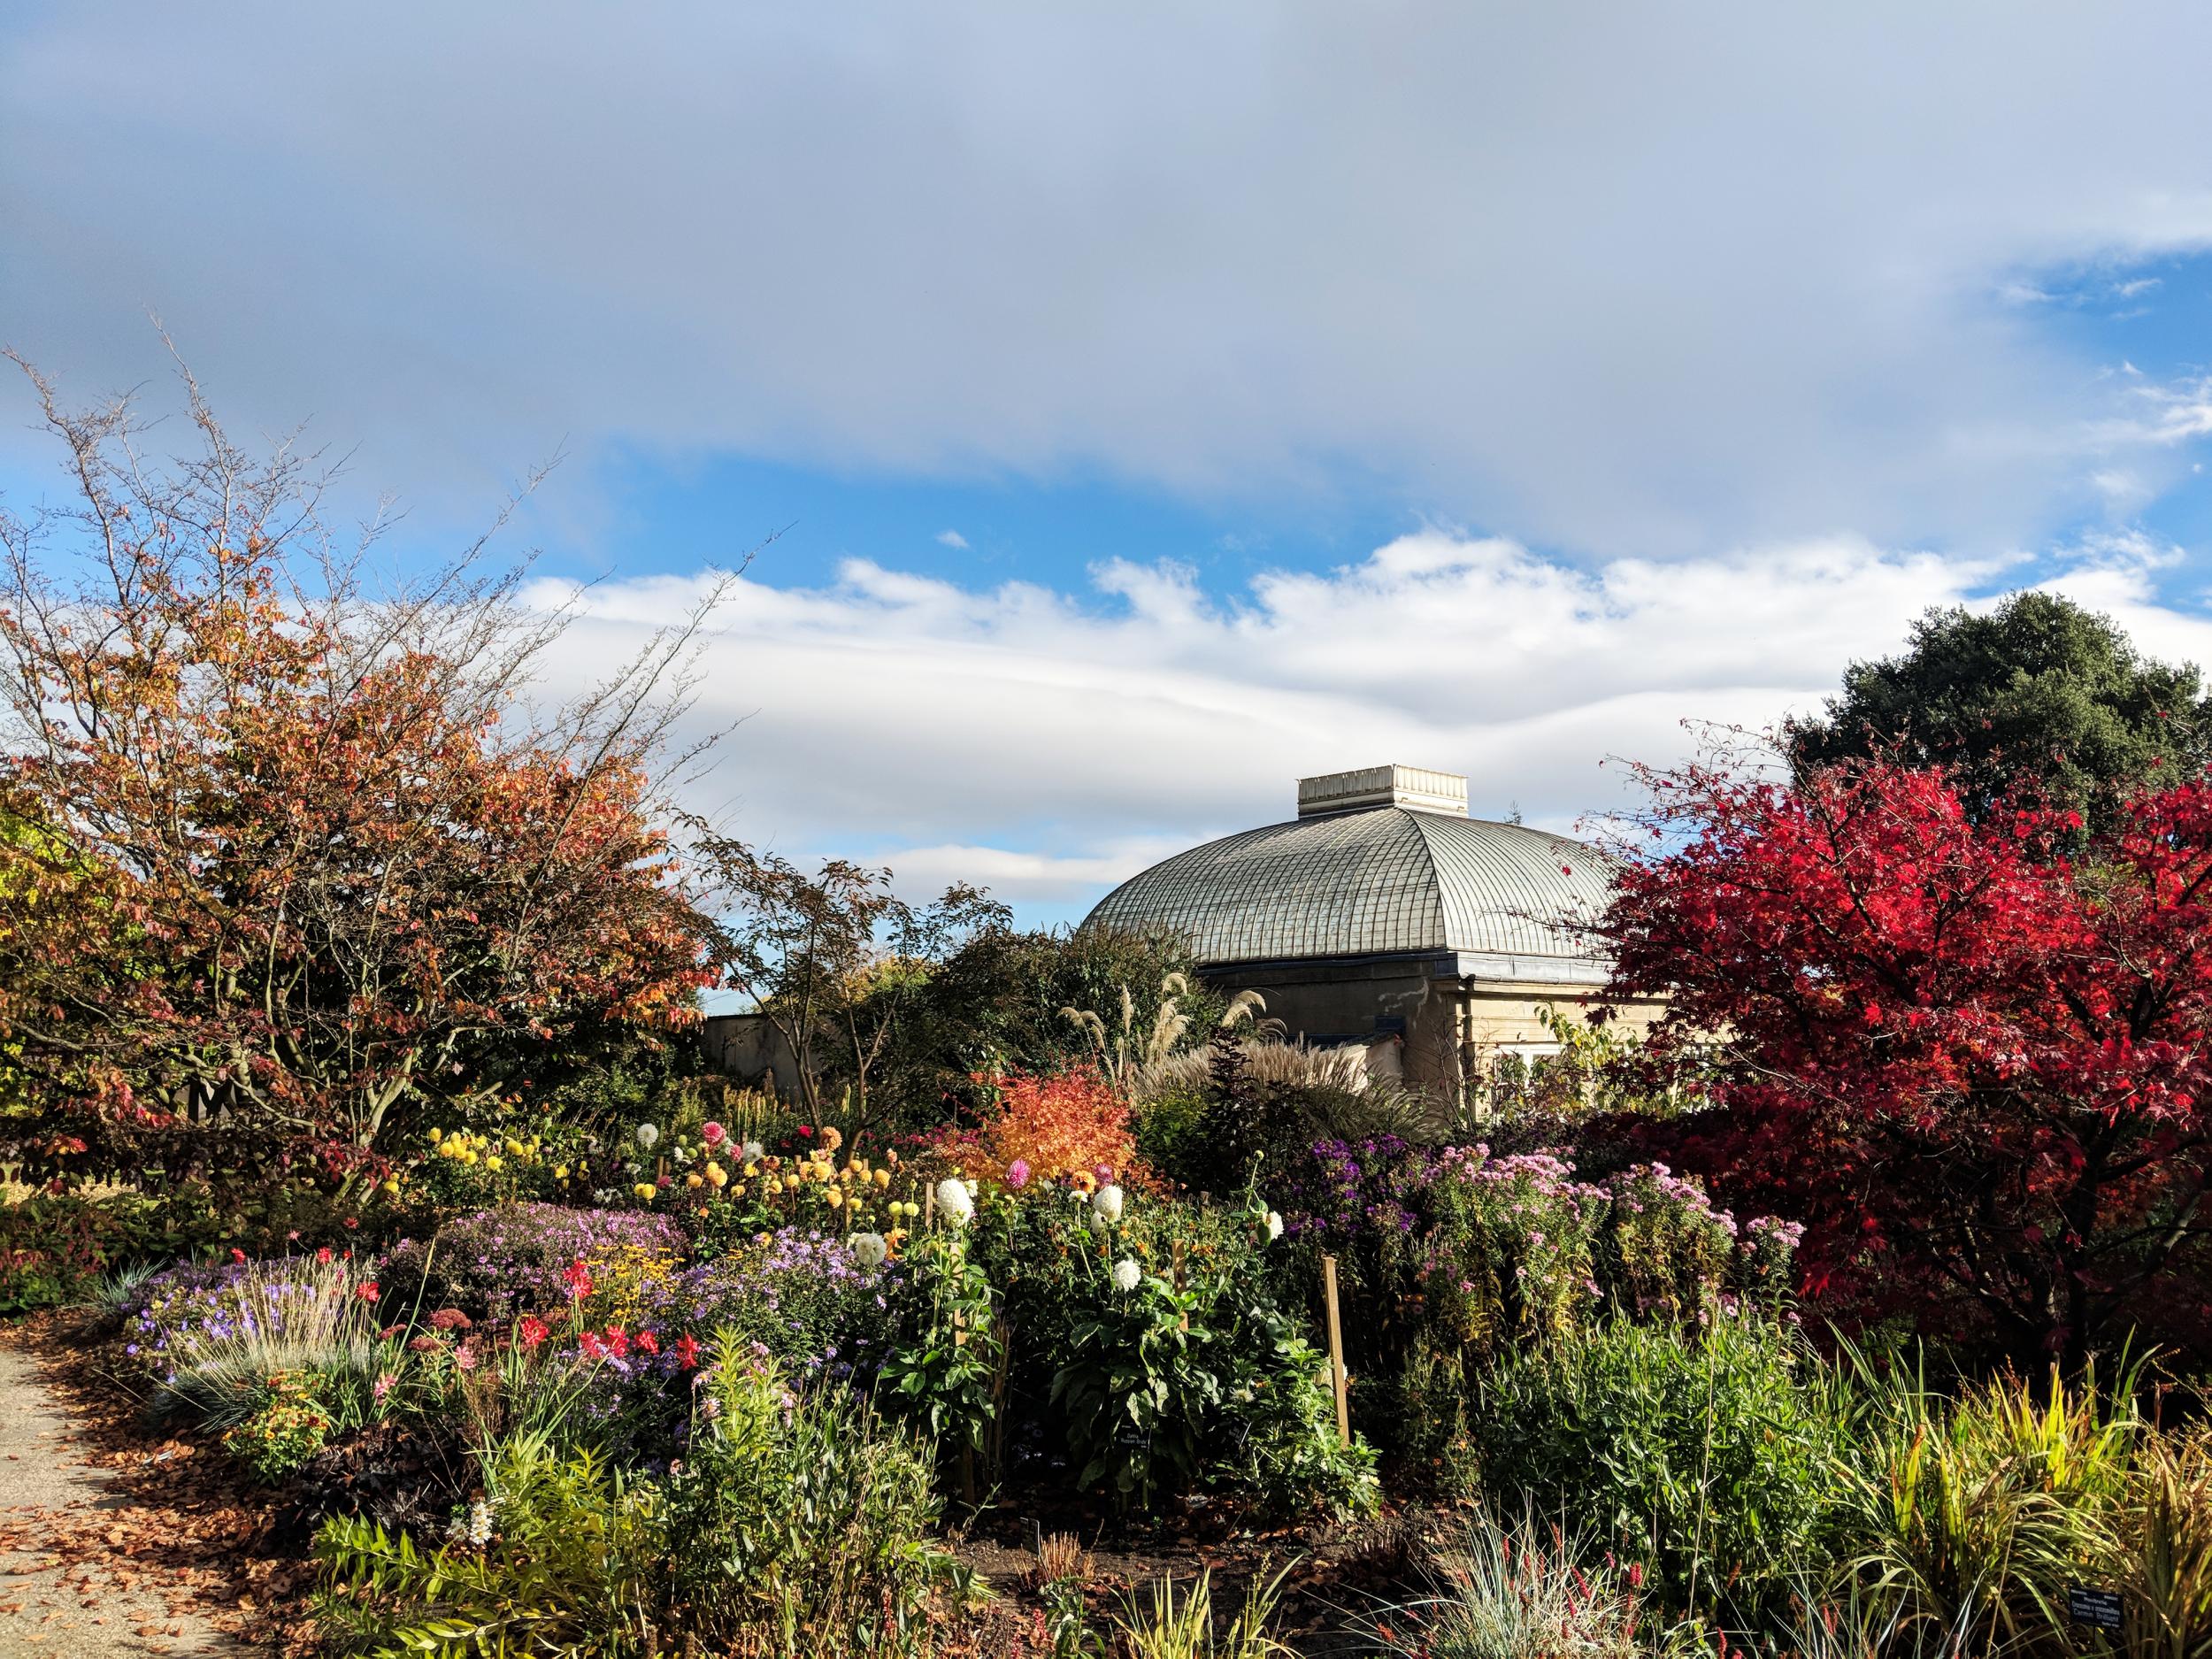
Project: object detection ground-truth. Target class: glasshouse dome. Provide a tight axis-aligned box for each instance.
[1081,764,1661,1108]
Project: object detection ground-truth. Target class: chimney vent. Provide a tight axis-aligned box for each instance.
[1296,764,1469,819]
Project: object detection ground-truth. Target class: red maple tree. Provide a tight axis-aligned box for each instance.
[0,361,719,1188]
[1596,747,2212,1367]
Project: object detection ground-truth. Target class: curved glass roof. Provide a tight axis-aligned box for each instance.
[1084,806,1615,968]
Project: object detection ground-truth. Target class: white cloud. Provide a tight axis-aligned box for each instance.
[12,4,2212,553]
[520,531,2212,918]
[934,529,970,549]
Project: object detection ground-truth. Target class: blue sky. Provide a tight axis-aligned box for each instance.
[10,3,2212,932]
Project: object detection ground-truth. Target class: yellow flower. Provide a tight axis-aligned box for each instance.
[461,1148,480,1165]
[873,1168,892,1188]
[783,1173,801,1192]
[825,1187,843,1208]
[426,1128,444,1146]
[686,1172,704,1189]
[504,1139,526,1157]
[705,1164,727,1189]
[634,1182,657,1202]
[380,1178,401,1195]
[555,1164,570,1179]
[484,1155,504,1171]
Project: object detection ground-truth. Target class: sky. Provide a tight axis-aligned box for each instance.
[8,2,2212,927]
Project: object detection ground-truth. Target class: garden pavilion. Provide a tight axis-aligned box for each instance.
[1081,764,1661,1111]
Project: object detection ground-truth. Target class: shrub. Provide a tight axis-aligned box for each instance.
[1832,1360,2138,1654]
[2128,1426,2212,1659]
[0,1191,158,1312]
[223,1371,336,1484]
[1363,1508,1649,1659]
[1116,1564,1292,1659]
[929,1070,1137,1190]
[379,1203,682,1321]
[122,1252,382,1428]
[314,1429,668,1656]
[1033,1190,1376,1517]
[1277,1136,1800,1470]
[665,1348,967,1655]
[1471,1311,1842,1625]
[321,1343,941,1653]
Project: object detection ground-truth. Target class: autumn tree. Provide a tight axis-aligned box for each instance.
[1595,744,2212,1369]
[0,359,726,1190]
[697,838,1007,1130]
[1786,591,2212,829]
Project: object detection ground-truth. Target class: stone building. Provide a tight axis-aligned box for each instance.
[1082,764,1658,1109]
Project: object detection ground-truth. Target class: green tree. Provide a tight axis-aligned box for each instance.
[695,838,1009,1131]
[1786,591,2212,826]
[893,925,1222,1119]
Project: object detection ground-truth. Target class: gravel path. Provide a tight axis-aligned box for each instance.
[0,1347,234,1657]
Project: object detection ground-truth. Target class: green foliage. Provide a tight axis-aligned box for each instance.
[0,1189,163,1312]
[1115,1563,1292,1659]
[318,1353,957,1659]
[1131,1083,1210,1185]
[1033,1195,1376,1517]
[1786,589,2212,828]
[222,1371,337,1484]
[1832,1356,2139,1655]
[2129,1426,2212,1659]
[665,1347,964,1655]
[1363,1508,1650,1659]
[881,1225,1003,1459]
[894,925,1222,1120]
[1470,1312,1843,1624]
[315,1432,667,1656]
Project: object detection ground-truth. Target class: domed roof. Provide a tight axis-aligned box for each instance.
[1084,789,1617,972]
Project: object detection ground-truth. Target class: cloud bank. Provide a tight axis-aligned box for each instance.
[533,530,2212,910]
[10,3,2212,554]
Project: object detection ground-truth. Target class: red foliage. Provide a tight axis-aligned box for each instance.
[1598,755,2212,1366]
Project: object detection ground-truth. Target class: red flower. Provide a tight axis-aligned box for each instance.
[229,1248,246,1264]
[634,1329,660,1356]
[518,1314,550,1349]
[357,1281,380,1302]
[563,1257,594,1299]
[604,1326,631,1359]
[315,1247,333,1264]
[701,1121,726,1148]
[797,1125,813,1138]
[580,1331,606,1359]
[673,1333,702,1370]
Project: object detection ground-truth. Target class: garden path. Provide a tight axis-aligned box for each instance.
[0,1345,236,1657]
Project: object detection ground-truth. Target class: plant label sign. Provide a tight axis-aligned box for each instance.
[1115,1423,1151,1455]
[2069,1588,2122,1631]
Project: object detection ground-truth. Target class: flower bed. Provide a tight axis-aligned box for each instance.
[377,1202,684,1321]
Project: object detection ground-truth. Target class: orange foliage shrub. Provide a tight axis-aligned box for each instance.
[934,1070,1139,1188]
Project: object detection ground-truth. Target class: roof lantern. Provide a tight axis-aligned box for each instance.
[1297,764,1469,819]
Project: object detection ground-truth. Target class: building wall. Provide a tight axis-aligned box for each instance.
[1201,955,1665,1113]
[699,1012,803,1101]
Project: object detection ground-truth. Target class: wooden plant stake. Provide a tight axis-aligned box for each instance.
[954,1301,975,1504]
[1321,1254,1350,1448]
